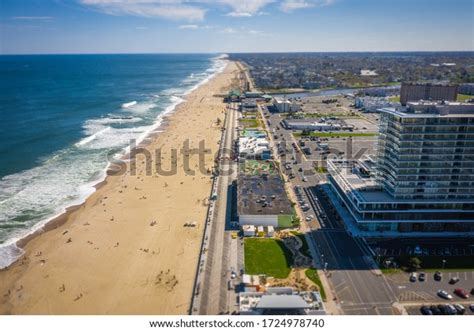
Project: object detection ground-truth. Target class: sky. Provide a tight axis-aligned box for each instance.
[0,0,473,54]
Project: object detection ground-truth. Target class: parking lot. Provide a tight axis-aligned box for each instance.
[386,270,474,303]
[298,136,377,166]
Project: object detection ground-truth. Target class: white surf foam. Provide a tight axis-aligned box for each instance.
[122,101,157,114]
[75,126,111,147]
[121,100,137,108]
[0,54,229,269]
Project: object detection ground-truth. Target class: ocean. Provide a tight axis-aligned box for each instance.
[0,53,227,268]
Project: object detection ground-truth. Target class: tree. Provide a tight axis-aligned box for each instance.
[408,257,422,271]
[301,128,311,136]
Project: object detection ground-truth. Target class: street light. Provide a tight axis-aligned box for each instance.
[442,259,446,269]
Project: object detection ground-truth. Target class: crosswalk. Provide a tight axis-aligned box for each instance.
[398,291,430,302]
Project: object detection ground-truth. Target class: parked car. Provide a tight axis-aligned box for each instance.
[409,272,417,282]
[470,304,474,312]
[438,304,449,315]
[420,306,432,315]
[449,277,460,284]
[429,305,442,315]
[418,272,425,282]
[437,290,453,300]
[454,288,469,299]
[453,304,465,315]
[446,304,458,315]
[434,271,442,281]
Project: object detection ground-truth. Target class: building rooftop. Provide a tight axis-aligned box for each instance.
[379,101,474,118]
[237,175,293,216]
[256,295,310,310]
[239,288,325,315]
[274,97,292,104]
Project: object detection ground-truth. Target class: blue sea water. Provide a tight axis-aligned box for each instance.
[0,53,227,267]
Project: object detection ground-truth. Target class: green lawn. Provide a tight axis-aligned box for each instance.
[387,95,400,103]
[277,214,294,228]
[290,231,312,258]
[239,118,260,128]
[244,238,293,279]
[305,268,327,301]
[295,131,377,138]
[315,166,327,174]
[457,94,473,102]
[240,160,276,175]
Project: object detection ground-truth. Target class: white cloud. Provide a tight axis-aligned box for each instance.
[79,0,336,21]
[219,0,274,17]
[280,0,335,12]
[80,1,206,21]
[12,16,54,21]
[226,12,253,17]
[219,27,237,33]
[178,24,199,29]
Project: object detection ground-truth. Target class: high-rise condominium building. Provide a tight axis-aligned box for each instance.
[328,101,474,234]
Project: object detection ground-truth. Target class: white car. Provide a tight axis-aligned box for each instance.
[437,290,453,300]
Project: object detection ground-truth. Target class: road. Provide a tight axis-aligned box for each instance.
[235,61,255,91]
[196,102,240,315]
[261,105,399,314]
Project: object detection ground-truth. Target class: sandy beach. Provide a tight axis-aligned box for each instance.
[0,61,239,314]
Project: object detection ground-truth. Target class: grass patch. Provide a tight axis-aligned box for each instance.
[315,167,327,174]
[277,214,294,228]
[305,268,327,301]
[457,94,473,102]
[240,160,276,175]
[380,268,403,274]
[239,118,259,128]
[290,231,311,258]
[295,131,377,138]
[244,238,293,279]
[387,95,400,103]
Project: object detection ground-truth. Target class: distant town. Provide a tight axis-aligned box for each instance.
[229,52,474,92]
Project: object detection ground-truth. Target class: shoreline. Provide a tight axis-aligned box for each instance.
[0,61,238,314]
[0,57,227,270]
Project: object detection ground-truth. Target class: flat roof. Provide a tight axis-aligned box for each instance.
[237,175,293,216]
[379,105,474,118]
[256,295,310,310]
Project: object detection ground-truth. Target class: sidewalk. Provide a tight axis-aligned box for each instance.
[305,232,342,315]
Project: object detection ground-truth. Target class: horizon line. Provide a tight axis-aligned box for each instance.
[1,50,474,56]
